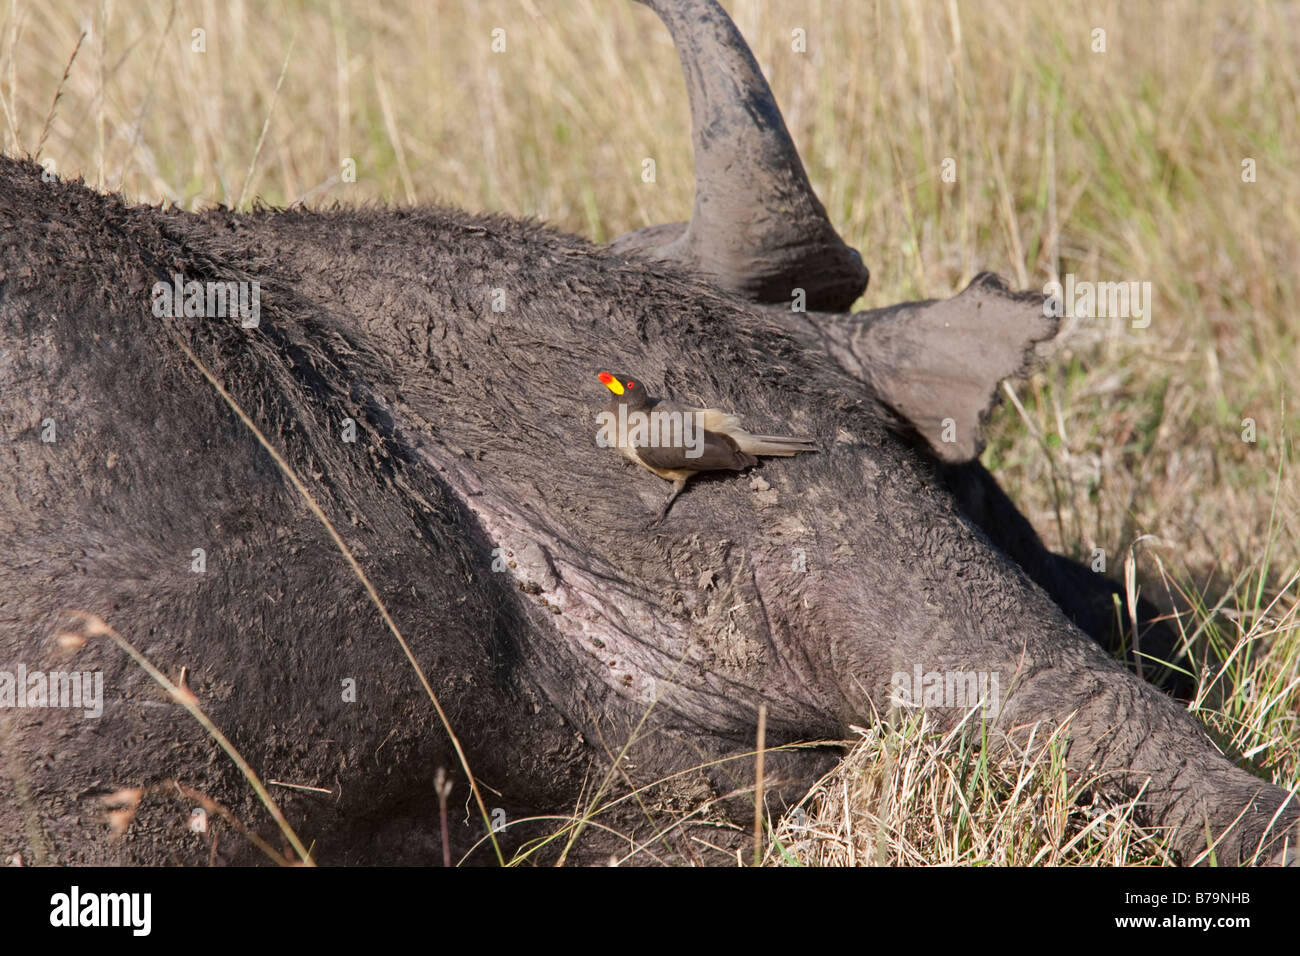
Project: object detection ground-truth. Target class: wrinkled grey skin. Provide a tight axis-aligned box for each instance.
[0,0,1294,866]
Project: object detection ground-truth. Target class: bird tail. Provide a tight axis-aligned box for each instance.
[736,434,818,457]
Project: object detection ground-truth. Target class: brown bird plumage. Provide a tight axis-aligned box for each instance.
[597,372,816,526]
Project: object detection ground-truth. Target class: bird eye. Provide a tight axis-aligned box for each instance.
[627,381,635,388]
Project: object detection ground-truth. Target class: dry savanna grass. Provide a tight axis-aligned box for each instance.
[4,0,1297,865]
[768,715,1172,867]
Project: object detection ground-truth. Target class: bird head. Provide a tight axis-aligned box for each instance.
[598,372,649,408]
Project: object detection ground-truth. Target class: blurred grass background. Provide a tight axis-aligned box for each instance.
[4,0,1297,863]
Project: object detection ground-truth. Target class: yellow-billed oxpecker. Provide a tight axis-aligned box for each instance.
[597,372,817,526]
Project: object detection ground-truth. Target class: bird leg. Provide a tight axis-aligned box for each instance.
[645,478,688,529]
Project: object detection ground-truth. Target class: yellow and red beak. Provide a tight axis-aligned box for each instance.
[598,372,625,396]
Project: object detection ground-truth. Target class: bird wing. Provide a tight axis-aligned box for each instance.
[635,426,756,473]
[701,409,815,456]
[657,401,816,458]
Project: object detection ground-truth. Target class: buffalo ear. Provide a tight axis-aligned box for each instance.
[853,273,1057,463]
